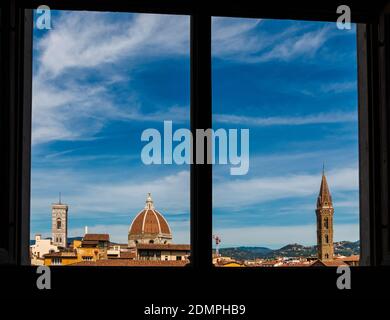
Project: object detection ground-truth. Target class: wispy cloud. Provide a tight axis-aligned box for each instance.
[320,81,357,94]
[33,12,190,145]
[214,223,359,248]
[213,166,358,209]
[31,164,357,220]
[37,12,189,77]
[255,26,331,62]
[215,111,357,126]
[31,169,190,218]
[32,222,190,244]
[212,18,337,63]
[32,13,350,145]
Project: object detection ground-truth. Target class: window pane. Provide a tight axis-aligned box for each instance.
[30,11,190,266]
[212,17,359,267]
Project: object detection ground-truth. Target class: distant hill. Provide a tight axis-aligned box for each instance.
[218,240,360,261]
[30,236,83,246]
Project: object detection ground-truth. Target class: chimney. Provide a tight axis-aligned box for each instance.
[85,226,88,235]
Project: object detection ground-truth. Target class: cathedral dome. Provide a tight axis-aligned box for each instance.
[128,193,172,247]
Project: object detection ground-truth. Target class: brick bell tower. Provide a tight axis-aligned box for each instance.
[316,167,334,261]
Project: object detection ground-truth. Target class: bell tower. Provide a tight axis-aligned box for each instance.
[51,193,68,248]
[316,168,334,261]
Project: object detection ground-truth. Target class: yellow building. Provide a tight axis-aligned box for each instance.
[43,234,110,266]
[43,250,78,266]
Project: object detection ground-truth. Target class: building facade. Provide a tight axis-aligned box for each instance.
[315,171,334,261]
[30,234,58,265]
[136,243,190,261]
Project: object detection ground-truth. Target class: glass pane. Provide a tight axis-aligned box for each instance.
[212,17,359,267]
[30,10,190,266]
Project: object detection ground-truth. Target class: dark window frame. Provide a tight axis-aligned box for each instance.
[1,0,390,268]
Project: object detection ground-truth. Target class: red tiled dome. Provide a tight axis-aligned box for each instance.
[129,194,172,237]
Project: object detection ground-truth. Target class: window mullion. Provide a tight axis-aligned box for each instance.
[190,13,212,269]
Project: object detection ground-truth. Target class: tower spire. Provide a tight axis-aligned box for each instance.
[315,167,335,261]
[317,170,332,208]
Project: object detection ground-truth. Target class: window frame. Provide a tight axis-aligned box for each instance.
[1,0,390,268]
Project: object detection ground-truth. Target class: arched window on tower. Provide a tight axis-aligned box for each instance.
[324,217,329,229]
[57,218,61,229]
[149,240,154,244]
[325,234,329,243]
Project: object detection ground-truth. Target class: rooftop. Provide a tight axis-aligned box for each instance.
[83,234,110,242]
[70,259,189,267]
[136,243,190,251]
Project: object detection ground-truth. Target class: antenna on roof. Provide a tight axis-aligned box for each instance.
[213,235,221,257]
[322,162,325,175]
[59,192,62,204]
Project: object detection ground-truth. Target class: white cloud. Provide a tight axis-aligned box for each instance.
[215,111,357,126]
[256,27,331,62]
[212,17,335,63]
[32,221,357,247]
[33,12,190,145]
[213,166,358,209]
[74,170,190,215]
[31,169,190,218]
[32,222,190,244]
[320,81,357,94]
[212,17,265,59]
[214,223,359,248]
[31,163,357,222]
[67,221,190,244]
[31,163,358,246]
[38,12,189,77]
[32,13,345,145]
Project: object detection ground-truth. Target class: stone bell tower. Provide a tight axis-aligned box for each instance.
[316,168,334,261]
[51,193,68,248]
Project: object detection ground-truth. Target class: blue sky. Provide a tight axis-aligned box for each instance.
[31,11,359,248]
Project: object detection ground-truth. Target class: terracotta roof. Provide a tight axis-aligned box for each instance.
[70,259,188,267]
[44,251,77,258]
[336,255,360,262]
[82,240,99,246]
[108,251,136,259]
[129,210,171,235]
[136,244,190,251]
[260,260,282,266]
[83,234,109,241]
[311,259,348,267]
[278,263,311,267]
